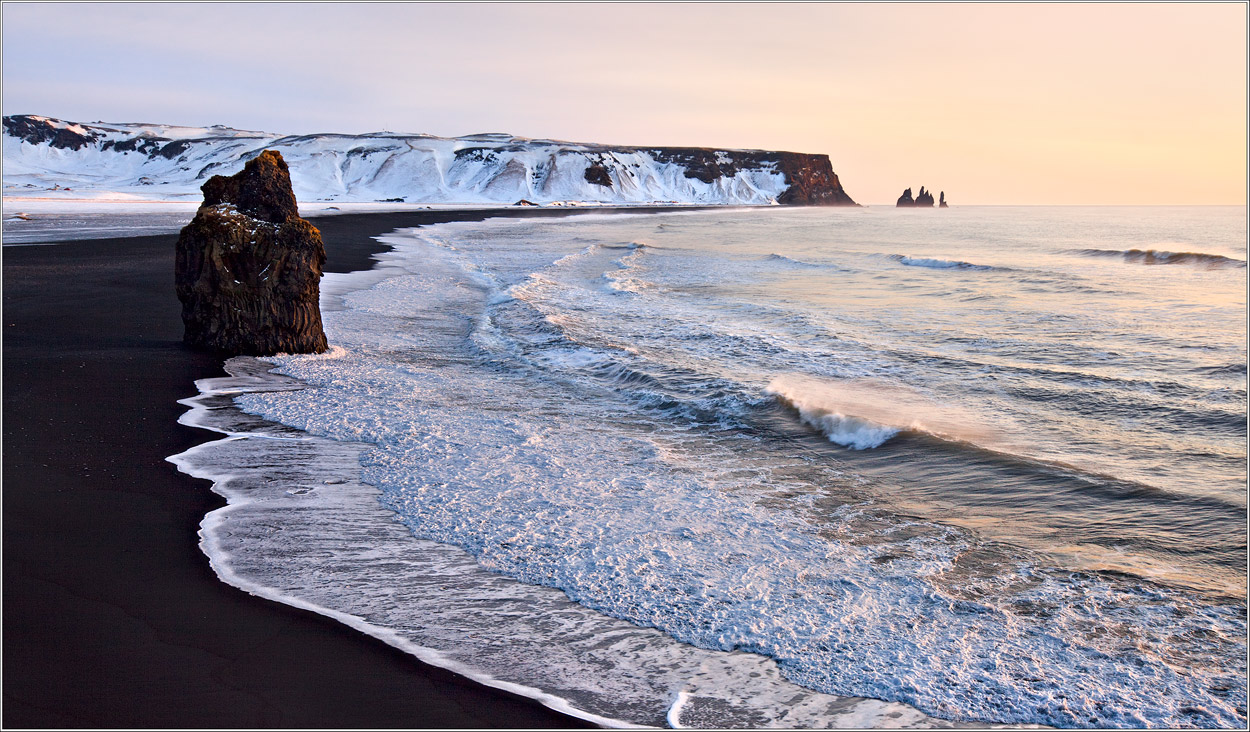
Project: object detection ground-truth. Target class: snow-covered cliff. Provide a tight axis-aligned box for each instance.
[2,115,856,207]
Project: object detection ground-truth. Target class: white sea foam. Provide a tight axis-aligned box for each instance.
[797,410,899,449]
[170,358,959,729]
[173,208,1247,728]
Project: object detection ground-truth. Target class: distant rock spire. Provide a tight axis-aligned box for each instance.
[898,186,941,208]
[939,191,948,208]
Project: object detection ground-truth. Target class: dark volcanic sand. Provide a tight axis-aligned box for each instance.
[3,207,683,728]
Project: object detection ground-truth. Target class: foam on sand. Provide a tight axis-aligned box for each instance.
[168,357,955,729]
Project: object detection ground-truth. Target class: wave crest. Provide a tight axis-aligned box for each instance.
[766,376,996,450]
[889,254,1000,271]
[764,253,829,269]
[1071,248,1247,268]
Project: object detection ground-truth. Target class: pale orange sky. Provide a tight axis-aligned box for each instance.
[4,2,1246,204]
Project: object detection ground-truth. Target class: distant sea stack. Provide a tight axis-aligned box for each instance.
[939,191,948,208]
[896,186,937,207]
[175,150,328,355]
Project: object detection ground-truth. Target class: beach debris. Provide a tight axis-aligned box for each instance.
[175,150,329,355]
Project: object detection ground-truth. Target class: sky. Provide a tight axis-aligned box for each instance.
[3,2,1246,204]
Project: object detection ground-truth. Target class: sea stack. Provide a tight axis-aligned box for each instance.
[939,191,948,208]
[897,186,936,207]
[175,150,328,355]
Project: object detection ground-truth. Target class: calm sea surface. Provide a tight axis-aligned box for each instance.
[227,205,1246,727]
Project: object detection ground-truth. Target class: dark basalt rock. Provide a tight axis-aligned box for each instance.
[584,162,613,187]
[939,191,949,208]
[898,186,937,207]
[772,152,856,205]
[175,150,328,355]
[3,114,99,150]
[5,115,193,160]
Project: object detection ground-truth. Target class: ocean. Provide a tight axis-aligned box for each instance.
[173,205,1247,728]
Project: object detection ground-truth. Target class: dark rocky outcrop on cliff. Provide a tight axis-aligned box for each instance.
[897,186,936,207]
[4,114,100,151]
[175,150,328,355]
[584,162,613,188]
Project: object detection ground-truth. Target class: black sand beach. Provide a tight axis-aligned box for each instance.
[2,207,674,728]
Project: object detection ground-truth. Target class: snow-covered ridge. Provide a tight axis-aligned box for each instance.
[3,115,856,207]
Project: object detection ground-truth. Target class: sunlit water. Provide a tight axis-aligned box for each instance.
[212,205,1244,727]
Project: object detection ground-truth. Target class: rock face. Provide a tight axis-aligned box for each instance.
[646,148,856,205]
[175,150,328,355]
[897,186,936,207]
[583,161,614,187]
[771,153,857,206]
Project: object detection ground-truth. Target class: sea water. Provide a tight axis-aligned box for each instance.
[174,205,1247,728]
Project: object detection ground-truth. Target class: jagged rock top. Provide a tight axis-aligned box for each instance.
[897,186,937,208]
[200,149,299,224]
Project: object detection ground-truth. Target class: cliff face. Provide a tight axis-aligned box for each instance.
[175,150,328,356]
[4,115,856,206]
[646,147,855,205]
[771,152,856,205]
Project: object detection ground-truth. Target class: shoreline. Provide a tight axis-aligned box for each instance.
[167,357,637,729]
[2,206,640,728]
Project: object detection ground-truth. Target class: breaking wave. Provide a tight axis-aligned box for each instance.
[764,253,831,269]
[1071,248,1247,268]
[764,376,992,450]
[888,254,1001,271]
